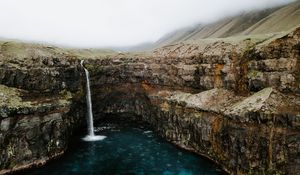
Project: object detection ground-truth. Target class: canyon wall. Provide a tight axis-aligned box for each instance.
[0,53,85,174]
[88,28,300,175]
[0,27,299,174]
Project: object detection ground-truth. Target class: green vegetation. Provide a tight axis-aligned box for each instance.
[0,85,31,108]
[247,70,263,78]
[0,85,73,111]
[0,40,117,60]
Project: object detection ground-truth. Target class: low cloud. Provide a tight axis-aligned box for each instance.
[0,0,294,48]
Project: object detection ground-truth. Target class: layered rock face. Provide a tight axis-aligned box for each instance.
[0,27,299,175]
[0,47,85,174]
[87,28,300,175]
[0,85,72,174]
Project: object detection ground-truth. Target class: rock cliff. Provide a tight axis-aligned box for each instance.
[0,45,85,174]
[0,84,83,174]
[0,27,299,175]
[87,27,300,175]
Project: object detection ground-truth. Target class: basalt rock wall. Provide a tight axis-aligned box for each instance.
[0,53,85,174]
[87,28,300,175]
[0,28,299,175]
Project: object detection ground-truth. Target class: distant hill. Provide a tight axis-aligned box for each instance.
[0,40,117,60]
[152,0,300,49]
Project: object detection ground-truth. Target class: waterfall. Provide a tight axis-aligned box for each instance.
[81,60,106,141]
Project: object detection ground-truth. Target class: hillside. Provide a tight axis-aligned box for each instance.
[154,0,300,48]
[0,40,117,60]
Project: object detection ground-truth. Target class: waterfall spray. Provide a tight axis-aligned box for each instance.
[81,60,106,141]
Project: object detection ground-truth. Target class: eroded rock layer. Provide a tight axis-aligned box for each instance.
[87,27,300,175]
[0,27,299,175]
[0,85,84,174]
[0,53,85,174]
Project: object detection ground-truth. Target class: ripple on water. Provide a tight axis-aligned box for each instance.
[27,122,223,175]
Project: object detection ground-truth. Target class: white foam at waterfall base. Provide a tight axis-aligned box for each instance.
[81,60,106,142]
[82,135,107,142]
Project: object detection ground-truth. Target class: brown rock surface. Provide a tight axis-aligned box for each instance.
[0,27,299,175]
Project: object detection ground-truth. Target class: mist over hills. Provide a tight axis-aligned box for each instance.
[132,0,299,51]
[0,0,299,52]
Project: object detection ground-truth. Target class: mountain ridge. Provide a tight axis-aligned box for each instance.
[152,0,300,49]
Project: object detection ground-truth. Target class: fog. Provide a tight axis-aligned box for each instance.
[0,0,294,48]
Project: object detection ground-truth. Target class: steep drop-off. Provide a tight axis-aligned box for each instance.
[86,27,300,175]
[0,27,299,175]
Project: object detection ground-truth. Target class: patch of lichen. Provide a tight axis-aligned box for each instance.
[0,85,32,108]
[58,90,73,105]
[247,70,263,78]
[85,63,101,73]
[0,85,73,112]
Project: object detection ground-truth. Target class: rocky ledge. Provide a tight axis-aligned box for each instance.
[93,84,299,175]
[88,27,300,175]
[0,85,81,174]
[148,87,300,174]
[0,27,299,174]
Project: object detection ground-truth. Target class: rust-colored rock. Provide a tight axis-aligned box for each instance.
[0,27,299,175]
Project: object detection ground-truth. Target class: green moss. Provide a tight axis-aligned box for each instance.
[58,90,73,105]
[242,41,255,56]
[0,85,32,108]
[266,168,285,175]
[248,168,254,175]
[8,161,16,169]
[59,90,72,100]
[0,85,73,113]
[85,64,98,72]
[7,143,15,159]
[247,70,263,78]
[193,112,203,119]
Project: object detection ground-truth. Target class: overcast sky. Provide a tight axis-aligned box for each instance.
[0,0,294,48]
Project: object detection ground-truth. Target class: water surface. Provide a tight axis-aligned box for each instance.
[28,122,223,175]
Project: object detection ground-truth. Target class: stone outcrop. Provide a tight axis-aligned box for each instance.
[0,45,85,174]
[0,85,84,174]
[87,27,300,175]
[0,27,299,175]
[91,84,299,175]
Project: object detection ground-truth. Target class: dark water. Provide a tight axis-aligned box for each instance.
[27,122,223,175]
